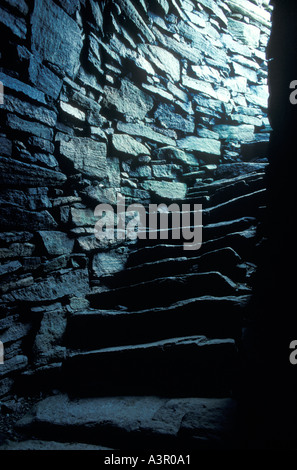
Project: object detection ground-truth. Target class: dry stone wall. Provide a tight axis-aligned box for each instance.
[0,0,272,397]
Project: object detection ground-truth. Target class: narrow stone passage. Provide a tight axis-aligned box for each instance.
[0,0,279,451]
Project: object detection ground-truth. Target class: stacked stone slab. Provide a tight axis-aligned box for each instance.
[11,164,267,449]
[61,163,266,396]
[0,0,272,449]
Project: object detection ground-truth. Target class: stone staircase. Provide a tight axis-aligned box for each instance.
[12,165,267,449]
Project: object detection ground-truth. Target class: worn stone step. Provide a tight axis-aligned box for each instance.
[187,170,266,191]
[186,173,266,207]
[128,216,256,254]
[199,228,259,262]
[0,440,113,451]
[151,187,265,224]
[66,295,249,350]
[203,189,266,224]
[126,244,184,267]
[15,394,238,449]
[102,247,243,288]
[127,216,257,266]
[127,227,258,272]
[181,189,264,226]
[203,217,256,242]
[88,271,250,311]
[63,335,238,396]
[132,214,259,252]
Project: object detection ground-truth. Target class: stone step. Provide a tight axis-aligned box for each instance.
[135,186,265,234]
[15,394,238,449]
[133,215,256,250]
[176,189,264,227]
[199,228,259,262]
[187,169,266,190]
[88,271,250,311]
[0,439,112,451]
[186,173,266,207]
[136,188,265,236]
[126,243,185,267]
[127,189,263,253]
[203,189,266,224]
[62,336,238,396]
[127,226,258,270]
[102,247,244,288]
[66,295,249,350]
[203,217,257,242]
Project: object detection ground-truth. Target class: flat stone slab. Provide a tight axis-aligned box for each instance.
[67,294,248,350]
[0,439,112,451]
[87,270,249,310]
[16,394,238,448]
[63,335,237,396]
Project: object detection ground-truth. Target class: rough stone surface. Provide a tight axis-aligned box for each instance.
[112,134,150,157]
[154,104,195,133]
[141,180,187,200]
[30,0,83,78]
[0,206,57,231]
[0,6,27,39]
[102,80,154,120]
[59,136,108,179]
[6,114,54,141]
[177,136,221,157]
[117,122,176,146]
[14,394,237,448]
[0,157,66,187]
[92,250,128,278]
[141,44,181,82]
[33,308,67,365]
[38,231,75,255]
[2,269,89,303]
[153,146,198,167]
[0,440,112,450]
[228,19,261,48]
